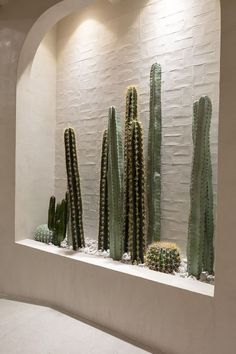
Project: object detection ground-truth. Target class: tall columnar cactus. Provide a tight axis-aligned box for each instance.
[123,86,138,252]
[64,128,84,250]
[107,106,124,260]
[187,96,214,278]
[48,196,56,231]
[147,63,162,244]
[127,120,146,263]
[98,130,109,251]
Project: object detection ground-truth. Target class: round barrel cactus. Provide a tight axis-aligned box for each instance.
[146,242,181,274]
[34,224,53,244]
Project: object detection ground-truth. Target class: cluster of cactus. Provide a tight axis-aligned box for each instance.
[48,194,68,246]
[98,130,109,251]
[146,242,181,274]
[107,107,124,260]
[64,127,84,250]
[34,224,53,244]
[123,87,146,263]
[187,96,214,278]
[147,63,162,244]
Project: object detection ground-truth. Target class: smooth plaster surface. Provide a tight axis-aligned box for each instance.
[0,298,150,354]
[0,0,236,354]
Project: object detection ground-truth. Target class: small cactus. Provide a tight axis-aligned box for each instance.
[34,224,53,244]
[98,130,109,251]
[107,106,124,261]
[52,197,68,246]
[146,242,181,274]
[64,127,84,250]
[48,196,56,231]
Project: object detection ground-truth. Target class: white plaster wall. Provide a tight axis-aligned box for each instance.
[56,0,220,252]
[15,27,57,240]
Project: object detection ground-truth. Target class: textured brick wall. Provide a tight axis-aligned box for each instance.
[56,0,220,253]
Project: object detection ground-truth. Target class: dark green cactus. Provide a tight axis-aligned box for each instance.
[64,127,84,250]
[98,130,109,251]
[146,242,181,274]
[187,96,214,278]
[147,63,162,244]
[107,106,124,260]
[48,196,56,231]
[127,120,146,263]
[123,86,138,252]
[52,199,67,246]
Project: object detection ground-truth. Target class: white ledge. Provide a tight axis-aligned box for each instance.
[16,239,214,297]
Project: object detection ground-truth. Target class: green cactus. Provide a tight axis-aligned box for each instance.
[48,196,56,231]
[107,106,124,260]
[147,63,162,244]
[98,130,109,251]
[146,242,181,274]
[187,96,214,278]
[123,86,138,252]
[34,224,53,244]
[64,128,84,251]
[52,198,68,246]
[127,120,146,263]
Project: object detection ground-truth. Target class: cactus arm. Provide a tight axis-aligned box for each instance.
[107,106,124,261]
[64,128,84,250]
[98,130,109,251]
[147,63,162,244]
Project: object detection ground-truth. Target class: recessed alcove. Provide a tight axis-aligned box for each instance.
[15,0,220,295]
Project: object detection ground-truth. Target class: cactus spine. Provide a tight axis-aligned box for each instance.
[187,96,214,278]
[48,196,56,231]
[107,106,124,260]
[147,63,162,244]
[98,130,109,251]
[123,86,138,252]
[64,128,84,250]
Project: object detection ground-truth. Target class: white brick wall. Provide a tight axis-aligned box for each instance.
[56,0,220,254]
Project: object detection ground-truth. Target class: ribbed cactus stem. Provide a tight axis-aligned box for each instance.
[98,130,109,251]
[107,106,124,261]
[147,63,162,244]
[187,96,214,278]
[123,86,138,252]
[128,120,146,263]
[64,128,84,250]
[48,196,56,231]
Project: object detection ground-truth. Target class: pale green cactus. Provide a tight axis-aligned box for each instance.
[98,130,109,251]
[64,128,84,250]
[187,96,214,278]
[34,224,53,244]
[147,63,162,244]
[107,106,124,260]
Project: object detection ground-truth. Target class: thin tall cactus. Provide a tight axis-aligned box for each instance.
[107,106,124,261]
[64,127,84,250]
[48,196,56,231]
[123,86,138,252]
[147,63,162,244]
[128,120,146,263]
[187,96,214,278]
[98,130,109,251]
